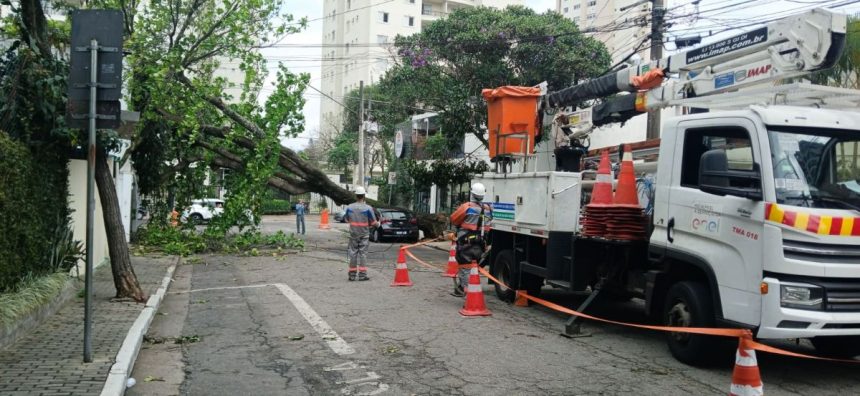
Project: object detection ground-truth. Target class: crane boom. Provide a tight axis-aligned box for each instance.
[546,8,847,127]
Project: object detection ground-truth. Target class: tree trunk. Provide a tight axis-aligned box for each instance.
[95,150,147,302]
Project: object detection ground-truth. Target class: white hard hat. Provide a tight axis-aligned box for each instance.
[355,186,367,195]
[470,182,486,198]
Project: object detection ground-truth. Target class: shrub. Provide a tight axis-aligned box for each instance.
[0,132,70,292]
[0,272,71,327]
[261,199,292,215]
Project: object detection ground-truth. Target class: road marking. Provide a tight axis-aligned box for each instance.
[178,283,356,355]
[273,283,356,355]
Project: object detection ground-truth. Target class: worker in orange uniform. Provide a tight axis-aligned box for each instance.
[344,186,378,281]
[449,182,492,296]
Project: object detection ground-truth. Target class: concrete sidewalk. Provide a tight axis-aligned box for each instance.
[0,256,176,396]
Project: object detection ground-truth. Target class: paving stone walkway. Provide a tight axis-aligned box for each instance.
[0,256,175,396]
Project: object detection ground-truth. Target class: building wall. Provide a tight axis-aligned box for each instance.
[68,160,110,275]
[557,0,650,64]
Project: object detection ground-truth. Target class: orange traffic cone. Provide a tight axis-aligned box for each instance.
[318,208,331,230]
[581,150,614,237]
[442,241,458,278]
[729,336,763,396]
[391,248,413,287]
[590,150,614,206]
[459,262,491,316]
[613,144,639,207]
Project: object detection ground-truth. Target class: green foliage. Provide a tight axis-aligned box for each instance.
[47,220,85,273]
[114,0,311,236]
[0,47,72,145]
[261,199,293,215]
[809,17,860,89]
[233,230,304,250]
[403,159,490,190]
[0,131,70,292]
[327,131,358,172]
[0,272,71,327]
[375,6,610,149]
[135,225,304,256]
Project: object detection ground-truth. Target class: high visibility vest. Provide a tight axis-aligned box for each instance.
[451,201,492,233]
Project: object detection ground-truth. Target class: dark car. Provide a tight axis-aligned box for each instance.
[333,210,347,223]
[370,209,419,243]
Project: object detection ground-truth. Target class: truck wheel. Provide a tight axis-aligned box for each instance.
[663,281,722,366]
[811,336,860,359]
[493,249,517,302]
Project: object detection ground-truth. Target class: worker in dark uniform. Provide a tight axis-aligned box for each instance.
[344,187,377,281]
[449,182,493,296]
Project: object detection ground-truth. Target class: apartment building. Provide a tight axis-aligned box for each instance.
[556,0,650,64]
[319,0,524,138]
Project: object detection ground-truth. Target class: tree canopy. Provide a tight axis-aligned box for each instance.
[377,5,611,148]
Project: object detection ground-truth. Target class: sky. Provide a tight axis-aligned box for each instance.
[263,0,857,151]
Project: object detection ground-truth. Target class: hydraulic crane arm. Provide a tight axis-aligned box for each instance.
[546,8,847,126]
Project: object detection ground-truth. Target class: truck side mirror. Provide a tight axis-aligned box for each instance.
[698,149,763,201]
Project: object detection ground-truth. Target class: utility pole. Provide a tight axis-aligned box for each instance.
[646,0,665,140]
[358,80,365,188]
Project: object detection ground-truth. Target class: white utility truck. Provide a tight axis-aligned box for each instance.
[478,8,860,364]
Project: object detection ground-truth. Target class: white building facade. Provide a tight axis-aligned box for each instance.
[320,0,524,139]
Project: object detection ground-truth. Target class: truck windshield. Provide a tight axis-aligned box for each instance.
[768,128,860,211]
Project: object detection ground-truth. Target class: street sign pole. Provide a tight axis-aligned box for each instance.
[84,38,98,364]
[68,9,124,364]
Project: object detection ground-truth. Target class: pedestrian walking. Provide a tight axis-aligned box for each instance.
[295,199,306,235]
[345,187,377,281]
[449,182,493,296]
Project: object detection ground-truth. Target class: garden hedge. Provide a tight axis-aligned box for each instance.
[0,131,69,292]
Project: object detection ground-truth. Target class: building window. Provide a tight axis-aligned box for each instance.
[377,35,388,44]
[345,43,350,54]
[347,0,351,9]
[587,13,595,19]
[587,0,596,6]
[404,15,415,27]
[406,0,415,3]
[574,4,580,9]
[376,59,389,71]
[573,16,580,22]
[563,7,568,12]
[378,11,389,23]
[422,3,433,15]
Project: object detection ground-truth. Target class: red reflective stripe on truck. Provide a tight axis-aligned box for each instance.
[830,217,843,236]
[806,215,820,234]
[781,210,796,227]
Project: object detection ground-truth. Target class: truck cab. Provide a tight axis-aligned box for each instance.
[650,106,860,360]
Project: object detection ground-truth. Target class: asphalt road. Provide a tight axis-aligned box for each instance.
[129,215,860,395]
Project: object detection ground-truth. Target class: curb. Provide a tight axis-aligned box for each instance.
[100,258,179,396]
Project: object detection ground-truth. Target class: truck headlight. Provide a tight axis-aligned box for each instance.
[780,283,824,310]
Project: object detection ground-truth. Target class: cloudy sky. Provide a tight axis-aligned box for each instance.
[262,0,857,151]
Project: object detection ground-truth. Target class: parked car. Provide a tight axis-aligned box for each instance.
[181,198,224,224]
[333,210,347,223]
[370,209,419,243]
